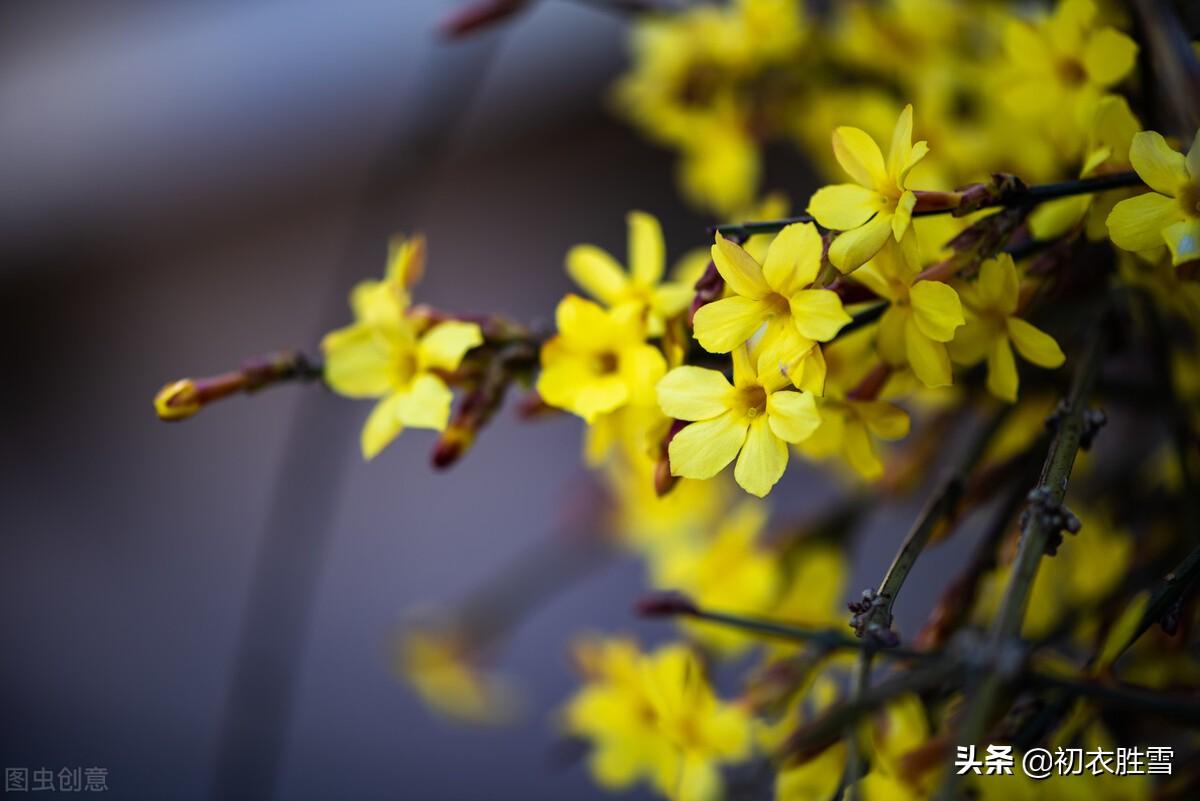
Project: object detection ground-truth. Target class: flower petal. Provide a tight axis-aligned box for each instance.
[361,394,406,460]
[766,390,821,443]
[832,126,887,189]
[762,222,824,293]
[734,417,788,497]
[787,342,827,396]
[418,321,483,371]
[620,343,668,406]
[1006,318,1065,368]
[789,289,852,341]
[987,336,1019,402]
[669,412,748,480]
[947,317,992,365]
[828,213,893,273]
[1163,218,1200,265]
[976,254,1019,315]
[892,191,917,240]
[628,210,665,287]
[806,184,882,231]
[909,280,965,342]
[556,294,615,344]
[856,401,910,439]
[876,305,908,366]
[712,232,769,298]
[693,295,766,353]
[1083,28,1138,87]
[1029,195,1092,240]
[887,104,914,180]
[905,322,953,388]
[1106,191,1183,252]
[657,366,733,421]
[1129,131,1189,196]
[394,373,453,430]
[652,283,695,319]
[566,245,628,306]
[843,421,882,480]
[322,323,398,398]
[1188,130,1200,180]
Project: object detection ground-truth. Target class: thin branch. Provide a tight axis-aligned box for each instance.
[936,312,1110,800]
[154,350,323,421]
[711,172,1143,238]
[1025,672,1200,727]
[854,408,1011,645]
[635,593,936,662]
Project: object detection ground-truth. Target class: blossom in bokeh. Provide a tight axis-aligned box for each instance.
[651,500,778,655]
[564,640,752,801]
[538,295,667,423]
[322,240,482,459]
[396,623,517,724]
[852,241,964,387]
[1029,94,1141,241]
[949,253,1065,402]
[997,0,1137,159]
[567,211,695,335]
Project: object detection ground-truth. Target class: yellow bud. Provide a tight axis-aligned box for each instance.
[154,379,201,421]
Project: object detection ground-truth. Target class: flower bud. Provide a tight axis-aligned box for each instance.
[154,379,201,421]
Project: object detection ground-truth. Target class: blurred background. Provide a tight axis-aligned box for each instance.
[0,2,978,799]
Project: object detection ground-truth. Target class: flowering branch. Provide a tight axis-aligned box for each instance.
[710,172,1143,239]
[153,350,323,421]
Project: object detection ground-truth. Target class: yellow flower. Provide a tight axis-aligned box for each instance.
[350,233,425,324]
[1107,129,1200,265]
[567,211,695,335]
[658,345,822,497]
[564,641,752,801]
[998,0,1138,157]
[694,223,850,392]
[852,240,964,387]
[396,624,517,724]
[652,501,779,655]
[796,397,910,480]
[807,104,929,273]
[1029,94,1141,241]
[537,294,667,424]
[322,317,482,460]
[948,253,1065,402]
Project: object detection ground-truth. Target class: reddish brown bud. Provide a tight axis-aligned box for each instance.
[635,592,699,618]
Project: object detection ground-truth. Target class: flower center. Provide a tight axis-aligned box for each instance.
[764,292,790,318]
[737,385,768,418]
[1057,58,1087,86]
[1178,183,1200,218]
[395,352,418,385]
[595,351,620,375]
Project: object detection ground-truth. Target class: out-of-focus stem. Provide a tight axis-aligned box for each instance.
[936,313,1109,801]
[154,350,322,421]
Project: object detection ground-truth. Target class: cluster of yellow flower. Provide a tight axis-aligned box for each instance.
[152,1,1200,800]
